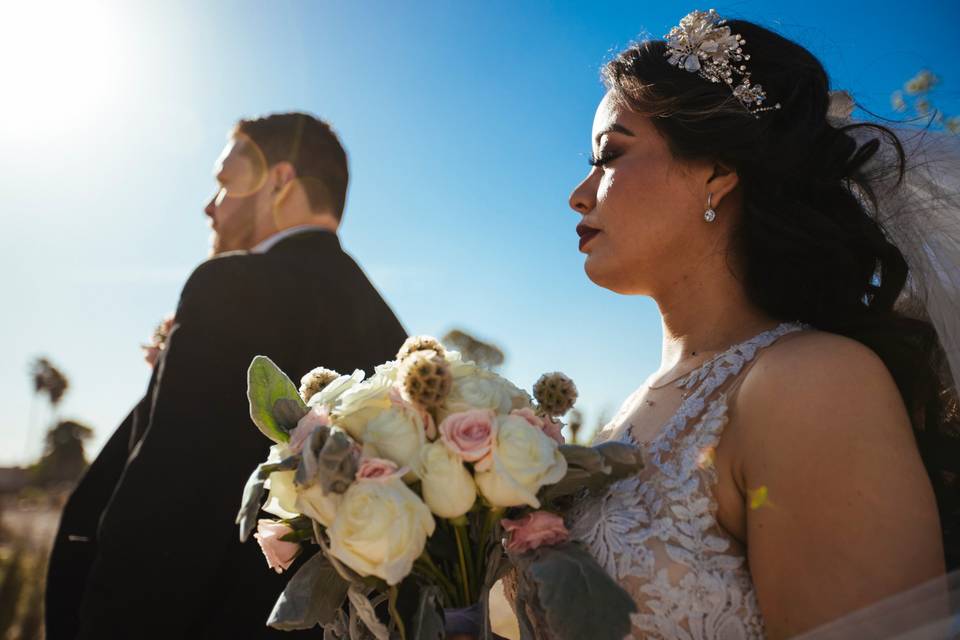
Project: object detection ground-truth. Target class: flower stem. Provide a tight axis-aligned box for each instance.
[452,520,473,605]
[416,554,458,604]
[388,585,407,640]
[476,507,505,581]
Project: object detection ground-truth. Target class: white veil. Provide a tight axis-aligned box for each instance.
[828,90,960,400]
[794,570,960,639]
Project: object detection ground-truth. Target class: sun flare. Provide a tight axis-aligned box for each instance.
[0,2,125,138]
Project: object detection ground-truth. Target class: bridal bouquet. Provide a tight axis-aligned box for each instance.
[237,336,643,639]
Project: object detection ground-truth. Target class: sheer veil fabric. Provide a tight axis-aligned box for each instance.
[829,96,960,401]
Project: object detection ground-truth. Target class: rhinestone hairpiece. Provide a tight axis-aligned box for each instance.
[664,9,781,118]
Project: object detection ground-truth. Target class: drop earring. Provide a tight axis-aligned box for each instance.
[704,193,716,222]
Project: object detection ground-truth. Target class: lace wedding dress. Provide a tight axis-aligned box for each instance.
[566,320,810,640]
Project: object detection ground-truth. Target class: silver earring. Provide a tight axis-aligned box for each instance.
[704,193,716,222]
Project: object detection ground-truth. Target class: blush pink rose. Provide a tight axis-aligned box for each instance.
[142,345,161,368]
[510,408,564,445]
[439,409,497,462]
[142,314,176,369]
[254,520,301,573]
[501,511,569,554]
[288,406,331,455]
[357,457,404,481]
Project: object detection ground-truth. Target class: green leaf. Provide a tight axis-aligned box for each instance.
[267,551,350,630]
[247,356,305,443]
[273,397,309,430]
[514,542,635,640]
[410,584,445,640]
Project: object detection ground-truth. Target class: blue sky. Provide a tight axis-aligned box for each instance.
[1,0,958,464]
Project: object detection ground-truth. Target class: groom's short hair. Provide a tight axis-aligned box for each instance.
[233,112,349,221]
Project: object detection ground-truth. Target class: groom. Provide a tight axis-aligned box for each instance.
[46,112,407,639]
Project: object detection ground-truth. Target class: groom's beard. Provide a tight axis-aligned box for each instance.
[209,199,259,256]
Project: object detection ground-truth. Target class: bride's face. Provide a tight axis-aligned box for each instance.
[569,91,715,295]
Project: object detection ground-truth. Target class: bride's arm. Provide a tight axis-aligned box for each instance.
[732,332,944,639]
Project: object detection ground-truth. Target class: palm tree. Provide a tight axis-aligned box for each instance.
[26,357,70,459]
[30,357,69,409]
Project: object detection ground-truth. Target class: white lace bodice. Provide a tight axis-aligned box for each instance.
[568,321,810,640]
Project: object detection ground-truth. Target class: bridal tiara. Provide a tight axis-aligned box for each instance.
[663,8,781,118]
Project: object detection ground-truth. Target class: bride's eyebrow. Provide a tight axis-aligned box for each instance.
[594,123,636,144]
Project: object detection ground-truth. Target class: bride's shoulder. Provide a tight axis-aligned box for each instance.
[733,328,911,444]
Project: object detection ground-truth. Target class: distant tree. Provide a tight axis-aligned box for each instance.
[31,420,93,487]
[441,329,506,371]
[890,69,959,134]
[567,408,584,444]
[29,357,69,408]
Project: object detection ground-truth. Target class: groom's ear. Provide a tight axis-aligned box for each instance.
[706,161,739,209]
[270,161,297,194]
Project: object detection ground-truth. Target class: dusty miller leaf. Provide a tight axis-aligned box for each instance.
[514,542,635,640]
[267,551,350,630]
[347,587,390,640]
[236,457,300,542]
[410,584,445,640]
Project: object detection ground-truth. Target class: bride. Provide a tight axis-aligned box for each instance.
[499,9,960,640]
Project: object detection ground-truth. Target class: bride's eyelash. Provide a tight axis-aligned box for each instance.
[589,152,620,167]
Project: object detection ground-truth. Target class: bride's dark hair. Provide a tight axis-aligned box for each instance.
[603,19,960,569]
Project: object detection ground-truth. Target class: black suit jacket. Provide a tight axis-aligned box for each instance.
[46,230,407,639]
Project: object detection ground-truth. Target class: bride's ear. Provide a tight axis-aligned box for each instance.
[706,161,739,209]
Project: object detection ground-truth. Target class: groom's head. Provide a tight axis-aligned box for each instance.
[204,112,348,255]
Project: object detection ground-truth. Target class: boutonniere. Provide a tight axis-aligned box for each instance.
[142,313,175,368]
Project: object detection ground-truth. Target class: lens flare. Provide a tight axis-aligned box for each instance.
[697,446,716,470]
[748,486,770,510]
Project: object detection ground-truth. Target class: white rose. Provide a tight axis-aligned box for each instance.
[332,374,395,438]
[262,467,341,527]
[360,403,427,474]
[474,415,567,508]
[328,475,435,585]
[307,369,365,409]
[419,441,477,518]
[372,360,401,382]
[262,469,299,519]
[440,369,530,422]
[295,484,341,528]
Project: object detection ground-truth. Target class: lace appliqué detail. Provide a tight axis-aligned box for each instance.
[568,321,808,640]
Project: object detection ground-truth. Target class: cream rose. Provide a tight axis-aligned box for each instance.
[332,373,395,438]
[474,414,567,508]
[359,402,427,473]
[328,475,435,585]
[440,370,530,422]
[294,484,341,528]
[263,469,299,519]
[419,441,477,518]
[262,467,341,527]
[307,369,365,409]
